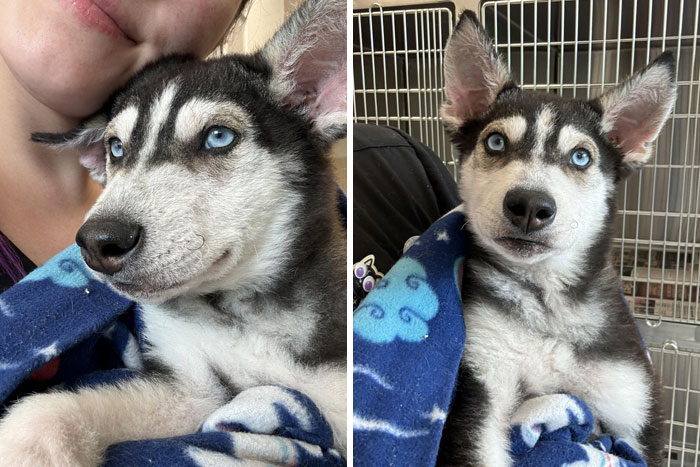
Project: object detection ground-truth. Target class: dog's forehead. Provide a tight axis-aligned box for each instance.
[477,91,608,163]
[110,55,270,116]
[491,90,601,130]
[102,55,282,171]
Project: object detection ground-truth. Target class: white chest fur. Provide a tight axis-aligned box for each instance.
[139,302,347,450]
[463,300,652,452]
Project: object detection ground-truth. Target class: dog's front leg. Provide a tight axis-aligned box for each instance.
[579,359,664,467]
[0,376,220,467]
[437,362,519,467]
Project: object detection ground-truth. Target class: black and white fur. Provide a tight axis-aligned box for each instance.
[437,11,675,467]
[0,0,346,465]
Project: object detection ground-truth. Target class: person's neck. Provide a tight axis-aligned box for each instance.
[0,56,102,265]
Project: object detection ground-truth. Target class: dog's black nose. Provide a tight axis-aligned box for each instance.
[503,189,557,234]
[76,219,142,275]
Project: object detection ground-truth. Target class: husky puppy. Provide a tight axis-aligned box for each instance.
[0,0,346,464]
[437,12,675,467]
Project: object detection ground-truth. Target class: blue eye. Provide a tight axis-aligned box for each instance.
[109,138,123,158]
[486,132,506,152]
[204,127,236,149]
[570,148,591,168]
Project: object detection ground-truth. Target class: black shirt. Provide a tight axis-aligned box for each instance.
[353,124,460,306]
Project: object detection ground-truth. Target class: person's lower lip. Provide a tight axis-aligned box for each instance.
[60,0,134,43]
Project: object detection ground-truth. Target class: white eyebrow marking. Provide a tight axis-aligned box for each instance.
[558,124,595,154]
[533,105,556,158]
[140,81,179,159]
[495,115,527,143]
[110,105,138,143]
[174,98,220,142]
[174,98,247,143]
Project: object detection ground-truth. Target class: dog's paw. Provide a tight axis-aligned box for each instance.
[0,392,100,467]
[200,385,334,449]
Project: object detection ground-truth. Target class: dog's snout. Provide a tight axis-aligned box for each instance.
[503,189,557,234]
[76,219,142,275]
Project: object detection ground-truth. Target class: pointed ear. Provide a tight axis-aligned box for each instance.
[441,10,512,133]
[31,114,108,185]
[596,52,676,175]
[260,0,346,145]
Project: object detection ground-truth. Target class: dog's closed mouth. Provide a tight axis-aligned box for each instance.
[109,250,233,298]
[111,279,183,297]
[496,237,550,256]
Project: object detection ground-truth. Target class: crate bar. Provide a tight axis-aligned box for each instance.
[430,10,439,155]
[681,350,694,464]
[438,10,446,166]
[357,14,369,124]
[507,0,512,69]
[679,2,699,323]
[546,0,551,92]
[644,0,659,324]
[695,352,700,466]
[378,5,390,126]
[691,11,700,326]
[662,341,680,466]
[414,9,424,141]
[600,0,609,96]
[521,0,525,84]
[657,0,684,321]
[618,0,627,278]
[558,0,565,95]
[402,11,413,136]
[391,12,401,132]
[586,0,593,99]
[626,0,642,306]
[367,4,380,126]
[421,10,433,149]
[486,33,700,49]
[533,0,538,87]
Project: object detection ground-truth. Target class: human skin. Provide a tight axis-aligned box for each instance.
[0,0,241,266]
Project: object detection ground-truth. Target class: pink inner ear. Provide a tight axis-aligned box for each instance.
[441,21,511,126]
[78,143,106,183]
[600,62,676,163]
[444,84,495,123]
[78,143,104,170]
[282,43,346,128]
[312,60,346,125]
[604,99,668,160]
[609,126,657,158]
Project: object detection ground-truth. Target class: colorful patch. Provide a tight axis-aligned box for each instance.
[354,257,439,344]
[353,254,384,308]
[22,244,91,289]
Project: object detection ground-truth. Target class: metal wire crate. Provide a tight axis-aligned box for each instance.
[479,0,700,330]
[353,3,458,176]
[477,2,699,462]
[648,339,700,465]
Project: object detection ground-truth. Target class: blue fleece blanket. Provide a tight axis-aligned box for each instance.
[353,207,647,467]
[0,243,343,466]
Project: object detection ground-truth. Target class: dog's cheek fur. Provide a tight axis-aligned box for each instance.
[87,140,300,303]
[459,155,517,250]
[460,153,614,275]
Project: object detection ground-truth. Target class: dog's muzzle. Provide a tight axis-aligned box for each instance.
[76,218,142,275]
